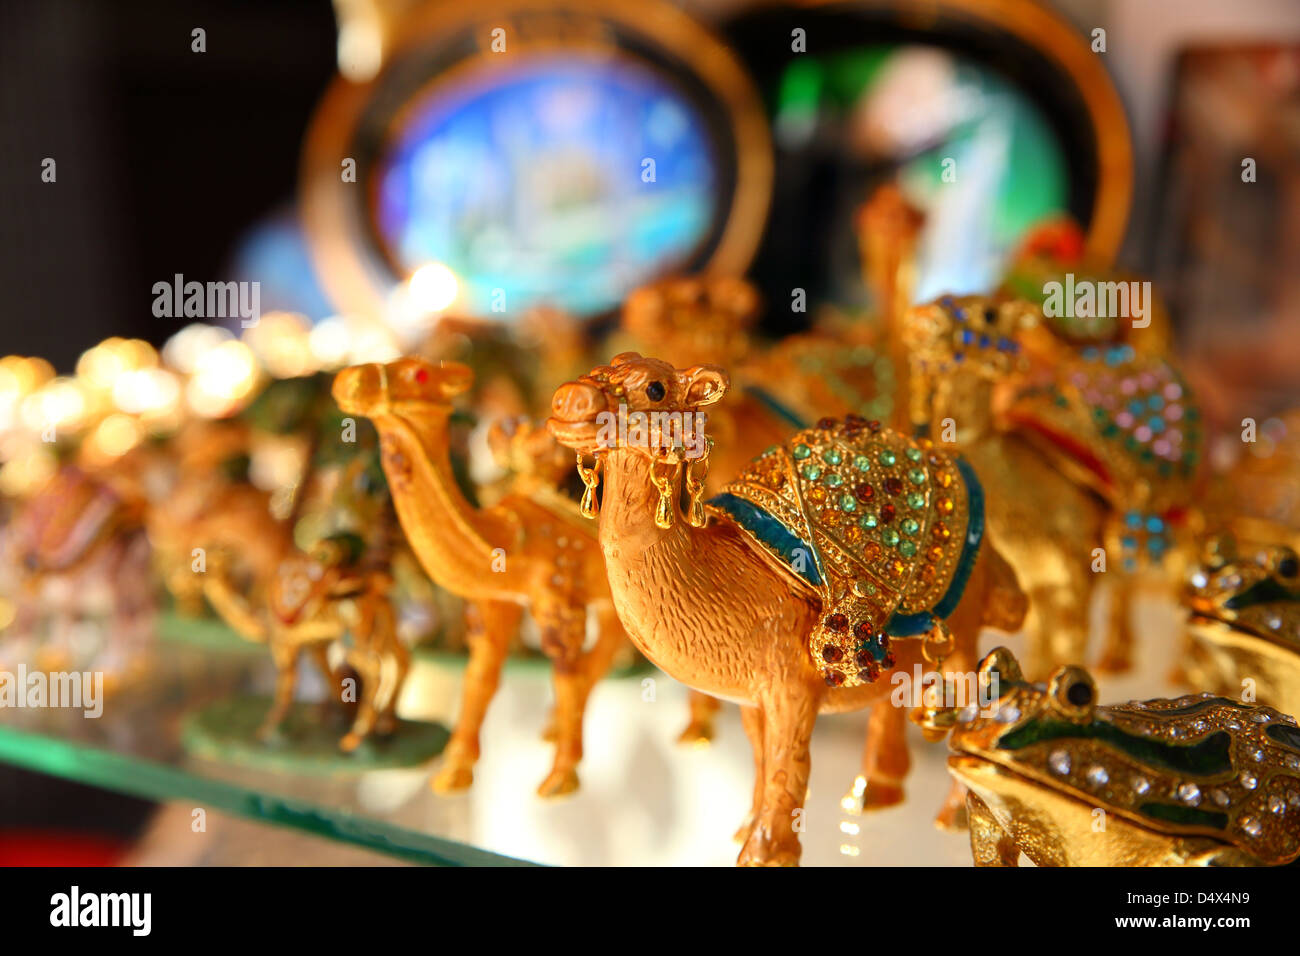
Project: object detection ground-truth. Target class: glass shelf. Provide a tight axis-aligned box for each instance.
[0,597,1188,866]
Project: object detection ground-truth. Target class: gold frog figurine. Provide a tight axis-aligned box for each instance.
[1184,537,1300,714]
[947,648,1300,866]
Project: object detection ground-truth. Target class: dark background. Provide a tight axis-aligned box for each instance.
[0,0,336,371]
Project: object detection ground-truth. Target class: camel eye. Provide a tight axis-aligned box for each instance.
[646,381,666,402]
[1279,554,1299,579]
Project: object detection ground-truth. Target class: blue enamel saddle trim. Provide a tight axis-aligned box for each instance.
[742,385,808,430]
[885,457,985,637]
[707,492,822,588]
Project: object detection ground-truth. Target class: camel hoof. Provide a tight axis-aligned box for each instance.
[536,768,580,799]
[737,837,800,867]
[861,779,905,811]
[431,762,474,794]
[676,720,715,747]
[934,802,969,832]
[732,818,754,843]
[1094,652,1132,675]
[339,731,364,753]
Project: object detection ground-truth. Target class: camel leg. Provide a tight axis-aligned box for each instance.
[932,622,983,831]
[432,599,523,793]
[678,691,722,747]
[376,604,409,735]
[536,603,619,798]
[967,792,1019,866]
[738,686,819,866]
[259,641,301,740]
[734,704,765,843]
[1096,574,1138,674]
[1024,580,1092,679]
[340,650,382,752]
[846,699,910,814]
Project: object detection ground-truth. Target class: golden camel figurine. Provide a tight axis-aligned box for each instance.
[3,465,154,678]
[332,357,716,797]
[203,532,409,752]
[905,294,1203,677]
[947,647,1300,866]
[547,352,1025,865]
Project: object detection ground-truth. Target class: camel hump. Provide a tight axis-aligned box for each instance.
[1005,344,1202,508]
[706,417,983,689]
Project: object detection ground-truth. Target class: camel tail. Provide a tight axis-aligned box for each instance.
[981,539,1028,634]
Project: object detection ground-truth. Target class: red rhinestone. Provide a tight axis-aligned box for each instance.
[821,643,844,663]
[879,633,891,651]
[817,417,838,430]
[853,483,875,503]
[884,476,903,496]
[867,420,882,432]
[883,652,896,669]
[854,647,873,667]
[852,621,872,641]
[824,669,845,687]
[857,669,875,683]
[879,503,896,523]
[825,613,849,633]
[845,413,865,426]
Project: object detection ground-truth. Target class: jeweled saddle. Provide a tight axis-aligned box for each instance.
[1006,343,1203,571]
[707,416,983,689]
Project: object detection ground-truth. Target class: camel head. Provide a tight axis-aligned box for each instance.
[548,352,729,461]
[332,357,473,419]
[621,276,760,368]
[903,295,1037,382]
[487,416,572,487]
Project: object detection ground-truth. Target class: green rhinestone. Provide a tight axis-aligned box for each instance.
[840,494,857,513]
[802,464,821,480]
[906,492,925,509]
[880,528,900,547]
[878,450,896,467]
[899,540,917,558]
[823,448,843,466]
[854,455,871,472]
[905,446,923,462]
[793,444,811,460]
[908,468,926,485]
[859,514,878,529]
[825,473,843,487]
[901,518,920,536]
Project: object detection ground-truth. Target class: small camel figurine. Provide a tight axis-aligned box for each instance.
[905,294,1203,677]
[204,532,409,752]
[548,352,1025,865]
[4,465,154,678]
[333,357,716,797]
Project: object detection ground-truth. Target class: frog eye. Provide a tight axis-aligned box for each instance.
[645,381,666,402]
[978,647,1023,697]
[1048,666,1096,721]
[1276,550,1299,580]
